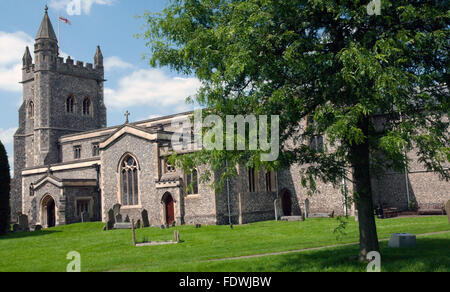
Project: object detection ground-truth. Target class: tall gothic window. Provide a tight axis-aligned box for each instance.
[185,169,199,195]
[265,170,276,192]
[308,116,324,153]
[83,97,91,116]
[121,155,139,206]
[28,101,34,118]
[248,167,257,193]
[66,95,74,113]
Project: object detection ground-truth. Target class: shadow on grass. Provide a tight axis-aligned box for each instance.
[267,238,450,272]
[0,230,62,240]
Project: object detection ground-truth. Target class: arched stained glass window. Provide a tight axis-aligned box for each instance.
[121,155,139,206]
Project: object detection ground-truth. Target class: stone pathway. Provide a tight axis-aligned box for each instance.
[205,230,450,263]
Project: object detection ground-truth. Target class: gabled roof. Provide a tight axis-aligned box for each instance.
[36,7,57,41]
[32,174,97,190]
[99,124,172,149]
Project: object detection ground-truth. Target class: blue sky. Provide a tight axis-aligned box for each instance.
[0,0,200,171]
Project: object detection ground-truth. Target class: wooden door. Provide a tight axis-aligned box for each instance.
[165,194,175,225]
[282,192,292,216]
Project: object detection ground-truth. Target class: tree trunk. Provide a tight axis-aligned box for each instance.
[350,117,380,261]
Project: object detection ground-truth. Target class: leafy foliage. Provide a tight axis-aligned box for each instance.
[139,0,449,256]
[0,140,11,235]
[140,0,449,187]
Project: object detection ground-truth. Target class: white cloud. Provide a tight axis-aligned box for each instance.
[105,69,201,111]
[104,56,134,72]
[0,128,17,145]
[0,31,33,92]
[49,0,116,16]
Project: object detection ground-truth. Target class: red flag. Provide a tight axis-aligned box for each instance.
[59,16,72,25]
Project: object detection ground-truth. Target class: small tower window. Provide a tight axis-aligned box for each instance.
[83,97,92,116]
[92,143,100,157]
[74,146,82,160]
[66,95,74,113]
[27,101,34,118]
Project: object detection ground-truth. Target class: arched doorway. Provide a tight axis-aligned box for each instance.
[162,193,175,225]
[281,190,292,216]
[41,195,56,228]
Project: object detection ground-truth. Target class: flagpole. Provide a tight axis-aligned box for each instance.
[58,11,61,55]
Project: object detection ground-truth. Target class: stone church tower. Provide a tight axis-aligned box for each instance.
[11,7,107,218]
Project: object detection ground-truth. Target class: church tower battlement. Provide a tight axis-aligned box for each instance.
[12,7,107,217]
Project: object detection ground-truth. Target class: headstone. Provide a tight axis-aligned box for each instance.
[172,221,176,227]
[195,224,202,229]
[34,225,42,232]
[165,224,170,229]
[388,233,417,248]
[135,219,141,229]
[281,216,304,222]
[445,200,450,223]
[114,223,133,229]
[12,224,20,233]
[113,204,121,216]
[160,225,165,230]
[18,214,29,232]
[81,211,89,223]
[115,214,123,223]
[107,209,115,230]
[141,210,150,228]
[125,215,130,223]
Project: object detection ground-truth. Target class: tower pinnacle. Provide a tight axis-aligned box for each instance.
[36,6,57,41]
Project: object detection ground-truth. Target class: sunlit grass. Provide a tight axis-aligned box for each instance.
[0,216,448,272]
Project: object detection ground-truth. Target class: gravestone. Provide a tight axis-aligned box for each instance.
[18,214,29,232]
[160,225,166,230]
[12,224,20,233]
[174,230,180,243]
[388,233,416,248]
[107,209,115,230]
[113,204,121,217]
[34,225,42,232]
[135,219,141,229]
[141,210,150,228]
[81,211,89,223]
[445,200,450,223]
[115,214,123,223]
[125,215,130,223]
[114,223,133,229]
[195,224,202,229]
[172,221,176,227]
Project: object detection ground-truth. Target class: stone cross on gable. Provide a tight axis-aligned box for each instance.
[124,110,130,124]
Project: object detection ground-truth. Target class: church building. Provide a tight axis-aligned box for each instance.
[10,9,449,228]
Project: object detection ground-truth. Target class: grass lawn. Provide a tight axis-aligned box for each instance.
[0,216,448,272]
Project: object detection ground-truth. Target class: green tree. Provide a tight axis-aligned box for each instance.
[0,140,11,235]
[140,0,449,260]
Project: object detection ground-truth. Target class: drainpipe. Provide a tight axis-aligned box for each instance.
[226,160,232,228]
[404,165,410,209]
